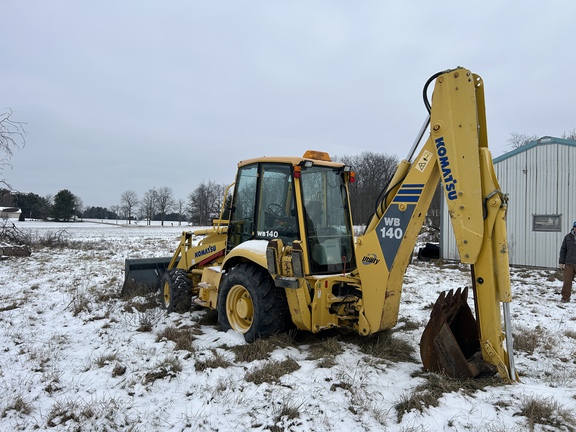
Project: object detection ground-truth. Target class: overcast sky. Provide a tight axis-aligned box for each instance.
[2,1,575,208]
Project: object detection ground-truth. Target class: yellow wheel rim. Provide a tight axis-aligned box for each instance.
[226,284,253,333]
[163,280,171,307]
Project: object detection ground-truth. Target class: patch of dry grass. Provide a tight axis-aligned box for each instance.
[517,395,576,431]
[395,372,504,422]
[306,336,343,368]
[229,333,297,363]
[1,395,33,417]
[244,358,300,385]
[45,396,127,428]
[94,353,119,368]
[195,349,233,371]
[513,325,548,355]
[356,331,417,364]
[156,325,196,352]
[143,356,182,384]
[69,286,91,316]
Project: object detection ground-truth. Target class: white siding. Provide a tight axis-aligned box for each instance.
[441,142,576,268]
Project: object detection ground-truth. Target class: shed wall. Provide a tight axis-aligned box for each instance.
[441,142,576,268]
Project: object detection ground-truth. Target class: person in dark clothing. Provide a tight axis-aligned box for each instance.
[559,221,576,302]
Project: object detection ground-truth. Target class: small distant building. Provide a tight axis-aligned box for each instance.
[0,207,22,220]
[441,136,576,268]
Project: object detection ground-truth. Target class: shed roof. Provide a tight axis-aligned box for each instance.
[493,136,576,163]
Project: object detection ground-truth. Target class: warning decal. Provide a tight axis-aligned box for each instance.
[416,150,433,172]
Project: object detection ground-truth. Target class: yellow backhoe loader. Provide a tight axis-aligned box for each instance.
[123,67,517,381]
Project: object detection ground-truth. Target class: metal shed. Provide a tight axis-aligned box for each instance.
[440,136,576,268]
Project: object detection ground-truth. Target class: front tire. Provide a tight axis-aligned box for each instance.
[217,263,291,342]
[160,269,192,313]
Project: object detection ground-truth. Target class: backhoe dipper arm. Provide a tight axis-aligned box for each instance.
[355,68,516,381]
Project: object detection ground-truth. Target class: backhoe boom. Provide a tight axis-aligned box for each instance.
[355,68,516,381]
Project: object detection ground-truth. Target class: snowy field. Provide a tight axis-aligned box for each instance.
[1,220,576,431]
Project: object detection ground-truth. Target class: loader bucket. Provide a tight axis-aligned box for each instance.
[121,257,172,297]
[420,287,496,378]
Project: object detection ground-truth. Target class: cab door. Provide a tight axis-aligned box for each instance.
[227,162,299,251]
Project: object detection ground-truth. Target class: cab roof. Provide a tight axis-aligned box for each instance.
[238,150,345,169]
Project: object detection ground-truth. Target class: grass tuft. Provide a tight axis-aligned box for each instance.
[355,331,417,364]
[156,326,196,352]
[230,340,272,362]
[245,358,300,385]
[70,286,91,316]
[269,400,302,431]
[517,395,576,431]
[143,356,182,384]
[1,395,33,417]
[195,349,233,371]
[395,372,503,422]
[513,325,547,355]
[307,336,343,368]
[229,334,295,363]
[94,353,118,368]
[45,396,127,428]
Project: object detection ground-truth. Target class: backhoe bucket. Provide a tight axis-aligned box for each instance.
[121,257,172,297]
[420,287,495,378]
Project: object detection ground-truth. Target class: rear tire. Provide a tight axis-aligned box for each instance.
[217,263,292,342]
[160,269,192,313]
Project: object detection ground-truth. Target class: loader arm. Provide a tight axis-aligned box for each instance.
[355,68,516,381]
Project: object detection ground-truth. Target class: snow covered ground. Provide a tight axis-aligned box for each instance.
[1,220,576,431]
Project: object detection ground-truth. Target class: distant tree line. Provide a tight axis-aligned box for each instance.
[1,188,81,222]
[1,151,439,228]
[114,183,229,227]
[12,129,576,228]
[1,182,230,226]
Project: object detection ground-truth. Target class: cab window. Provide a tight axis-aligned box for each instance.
[256,164,298,244]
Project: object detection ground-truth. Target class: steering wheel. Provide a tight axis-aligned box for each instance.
[267,203,287,218]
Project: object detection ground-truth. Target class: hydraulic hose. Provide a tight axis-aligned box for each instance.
[423,69,450,113]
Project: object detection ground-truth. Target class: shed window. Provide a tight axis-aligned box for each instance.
[532,215,561,232]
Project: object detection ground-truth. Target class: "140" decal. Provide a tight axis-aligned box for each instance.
[380,217,403,239]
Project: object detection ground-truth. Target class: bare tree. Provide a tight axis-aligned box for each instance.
[74,195,84,221]
[336,152,399,225]
[111,205,120,224]
[507,133,538,149]
[120,190,139,224]
[0,109,26,187]
[140,189,157,225]
[155,186,174,226]
[188,181,226,226]
[562,128,576,141]
[175,198,186,226]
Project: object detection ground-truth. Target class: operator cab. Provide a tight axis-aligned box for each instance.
[226,152,356,275]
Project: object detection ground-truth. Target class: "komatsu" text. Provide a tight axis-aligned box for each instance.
[195,245,217,258]
[435,136,458,200]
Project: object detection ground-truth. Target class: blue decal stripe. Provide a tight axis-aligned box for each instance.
[393,195,420,203]
[394,184,423,202]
